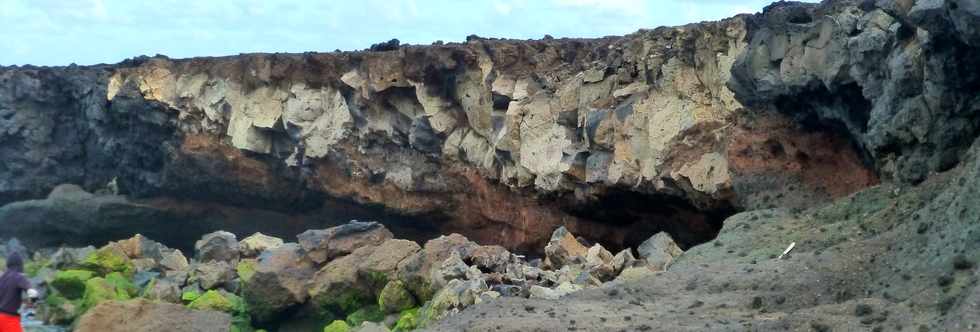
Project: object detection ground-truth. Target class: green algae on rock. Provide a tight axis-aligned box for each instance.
[378,280,416,313]
[345,305,385,327]
[323,320,351,332]
[82,248,134,276]
[50,269,96,299]
[81,277,132,311]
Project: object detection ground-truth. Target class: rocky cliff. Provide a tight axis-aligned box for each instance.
[1,0,976,254]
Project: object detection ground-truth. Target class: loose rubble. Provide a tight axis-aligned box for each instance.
[18,222,677,331]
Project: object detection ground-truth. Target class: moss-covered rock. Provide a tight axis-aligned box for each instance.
[313,287,374,316]
[346,304,385,327]
[81,277,131,310]
[82,248,134,276]
[236,259,257,283]
[393,308,419,331]
[51,269,96,299]
[182,290,201,302]
[378,280,416,314]
[323,320,351,332]
[187,290,244,314]
[310,240,419,317]
[105,272,138,297]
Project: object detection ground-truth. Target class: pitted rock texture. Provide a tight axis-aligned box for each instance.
[0,1,891,251]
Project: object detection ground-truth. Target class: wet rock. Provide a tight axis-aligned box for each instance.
[298,221,394,264]
[194,231,240,263]
[243,243,316,323]
[75,299,232,332]
[238,232,284,258]
[544,227,588,268]
[637,232,683,271]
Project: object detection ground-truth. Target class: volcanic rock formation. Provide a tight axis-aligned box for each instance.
[0,0,897,252]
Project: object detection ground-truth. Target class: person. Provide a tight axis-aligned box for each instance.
[0,253,36,332]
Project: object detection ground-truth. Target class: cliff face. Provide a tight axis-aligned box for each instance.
[5,0,975,253]
[731,0,980,183]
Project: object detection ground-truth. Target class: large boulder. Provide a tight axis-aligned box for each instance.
[583,244,616,281]
[637,232,683,271]
[111,234,169,262]
[142,277,182,303]
[159,249,190,272]
[242,243,316,323]
[239,232,284,258]
[298,221,394,264]
[543,227,588,268]
[194,231,240,263]
[309,239,420,314]
[395,234,479,301]
[75,299,232,332]
[189,261,235,290]
[466,245,514,272]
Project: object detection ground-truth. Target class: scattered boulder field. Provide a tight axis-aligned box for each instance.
[13,221,682,331]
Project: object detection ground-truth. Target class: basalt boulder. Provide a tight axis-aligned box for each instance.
[298,221,394,264]
[242,243,316,323]
[194,231,240,263]
[309,239,420,314]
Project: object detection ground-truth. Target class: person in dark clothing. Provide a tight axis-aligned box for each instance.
[0,253,35,332]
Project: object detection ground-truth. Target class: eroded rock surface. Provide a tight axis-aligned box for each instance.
[0,1,885,251]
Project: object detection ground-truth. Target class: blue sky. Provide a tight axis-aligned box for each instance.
[0,0,812,66]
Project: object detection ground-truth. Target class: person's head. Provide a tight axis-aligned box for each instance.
[5,253,23,273]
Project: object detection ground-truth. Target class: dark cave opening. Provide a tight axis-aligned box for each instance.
[561,189,737,253]
[774,82,874,168]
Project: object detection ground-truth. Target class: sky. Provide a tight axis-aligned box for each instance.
[0,0,814,67]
